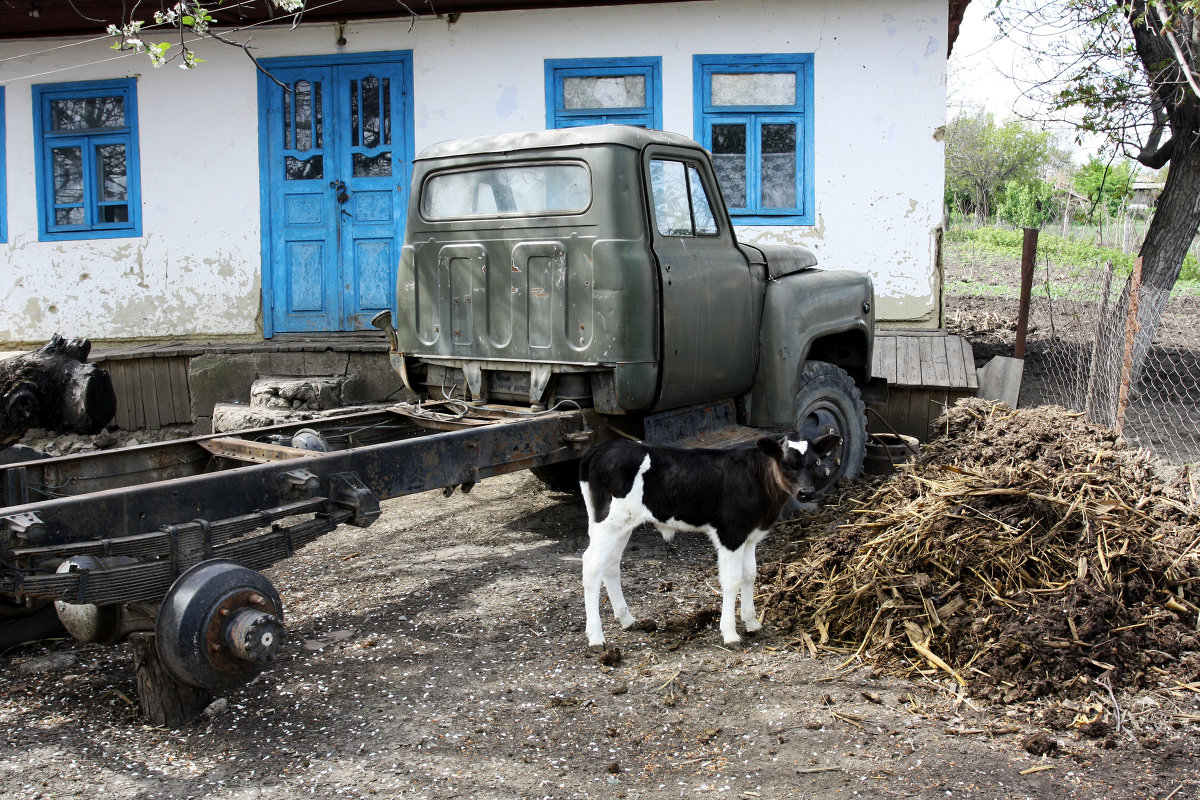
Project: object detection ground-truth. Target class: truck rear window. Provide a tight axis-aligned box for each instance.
[421,163,591,219]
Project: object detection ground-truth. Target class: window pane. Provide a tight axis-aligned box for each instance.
[761,123,797,208]
[285,154,323,180]
[52,146,83,205]
[353,151,392,178]
[649,159,692,236]
[283,88,293,149]
[294,81,313,151]
[382,78,391,144]
[711,124,747,208]
[711,73,795,106]
[350,79,360,148]
[362,76,381,148]
[563,75,646,109]
[51,96,125,130]
[98,144,127,201]
[99,205,128,223]
[56,207,84,226]
[423,164,590,218]
[314,82,323,148]
[688,166,717,235]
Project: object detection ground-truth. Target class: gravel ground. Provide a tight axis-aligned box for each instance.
[2,471,1197,799]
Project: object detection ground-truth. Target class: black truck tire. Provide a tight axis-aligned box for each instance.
[793,361,867,494]
[0,599,64,650]
[530,459,582,495]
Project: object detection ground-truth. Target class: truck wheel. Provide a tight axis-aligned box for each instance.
[0,599,64,649]
[530,460,581,495]
[793,361,867,494]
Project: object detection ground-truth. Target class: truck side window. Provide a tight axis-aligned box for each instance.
[650,158,719,237]
[688,165,717,235]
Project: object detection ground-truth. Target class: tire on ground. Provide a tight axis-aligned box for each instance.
[793,360,867,495]
[530,459,581,495]
[0,600,64,650]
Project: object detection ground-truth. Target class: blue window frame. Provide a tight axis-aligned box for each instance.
[33,79,142,241]
[0,87,7,244]
[694,54,814,225]
[546,57,662,129]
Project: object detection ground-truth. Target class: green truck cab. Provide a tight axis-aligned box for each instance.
[380,126,875,488]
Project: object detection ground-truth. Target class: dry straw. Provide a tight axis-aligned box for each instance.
[762,399,1200,699]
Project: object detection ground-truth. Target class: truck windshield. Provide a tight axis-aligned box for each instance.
[421,163,591,219]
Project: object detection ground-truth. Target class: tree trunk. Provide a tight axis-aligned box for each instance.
[1086,119,1200,425]
[131,632,212,727]
[0,334,116,448]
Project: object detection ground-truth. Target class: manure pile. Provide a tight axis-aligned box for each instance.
[762,399,1200,702]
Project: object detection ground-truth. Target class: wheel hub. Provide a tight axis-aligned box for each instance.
[155,560,285,691]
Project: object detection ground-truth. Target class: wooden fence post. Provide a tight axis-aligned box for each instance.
[1115,256,1144,437]
[1015,228,1039,359]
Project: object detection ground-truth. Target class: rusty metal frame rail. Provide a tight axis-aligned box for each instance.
[2,506,354,604]
[1,408,594,604]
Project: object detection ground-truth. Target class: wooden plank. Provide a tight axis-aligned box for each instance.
[139,361,161,430]
[896,336,923,387]
[874,336,898,385]
[197,437,322,464]
[914,389,933,442]
[110,361,137,430]
[885,387,919,441]
[945,335,968,389]
[169,357,193,424]
[132,360,147,430]
[919,336,936,387]
[960,336,980,389]
[927,388,948,437]
[152,358,176,425]
[930,336,951,389]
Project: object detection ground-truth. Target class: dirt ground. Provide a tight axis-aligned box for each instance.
[1,240,1198,799]
[1,469,1197,800]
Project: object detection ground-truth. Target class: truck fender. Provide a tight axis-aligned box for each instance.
[744,269,874,430]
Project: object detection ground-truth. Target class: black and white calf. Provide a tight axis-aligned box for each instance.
[579,433,841,649]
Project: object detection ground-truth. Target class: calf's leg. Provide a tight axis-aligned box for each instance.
[740,531,769,634]
[603,544,638,631]
[715,544,745,645]
[582,524,633,649]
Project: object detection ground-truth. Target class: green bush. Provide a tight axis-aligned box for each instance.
[997,181,1056,229]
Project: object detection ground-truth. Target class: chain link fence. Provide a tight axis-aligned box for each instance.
[1020,259,1200,476]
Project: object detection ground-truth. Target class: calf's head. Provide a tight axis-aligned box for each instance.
[757,432,844,502]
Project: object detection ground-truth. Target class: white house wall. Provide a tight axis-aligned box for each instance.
[0,0,947,344]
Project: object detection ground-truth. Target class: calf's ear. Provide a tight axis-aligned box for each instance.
[813,433,843,456]
[756,437,784,460]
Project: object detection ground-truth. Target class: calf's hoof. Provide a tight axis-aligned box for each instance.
[743,622,765,637]
[588,641,607,653]
[722,635,744,649]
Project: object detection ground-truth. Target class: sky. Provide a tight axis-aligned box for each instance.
[947,1,1110,161]
[948,2,1044,121]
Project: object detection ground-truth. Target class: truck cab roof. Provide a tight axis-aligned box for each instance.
[415,125,704,161]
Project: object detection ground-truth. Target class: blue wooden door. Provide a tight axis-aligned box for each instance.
[259,53,413,335]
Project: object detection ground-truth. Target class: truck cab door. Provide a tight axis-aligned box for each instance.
[645,150,756,409]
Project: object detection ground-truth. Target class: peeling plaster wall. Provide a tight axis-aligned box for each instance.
[0,0,945,344]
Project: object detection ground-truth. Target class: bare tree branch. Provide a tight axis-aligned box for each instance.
[1153,1,1200,101]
